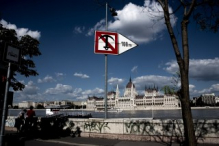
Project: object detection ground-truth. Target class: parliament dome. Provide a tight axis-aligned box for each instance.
[126,77,135,88]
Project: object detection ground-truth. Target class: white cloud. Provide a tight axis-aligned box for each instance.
[82,88,104,96]
[74,26,85,34]
[0,19,41,40]
[67,87,104,100]
[38,75,56,83]
[178,83,219,98]
[190,58,219,81]
[55,73,64,77]
[131,66,138,72]
[87,1,176,44]
[210,84,219,92]
[14,81,44,102]
[55,72,66,80]
[197,84,219,95]
[108,77,124,85]
[189,84,195,90]
[44,84,73,95]
[23,81,40,95]
[164,60,179,73]
[164,58,219,81]
[74,72,90,79]
[67,88,83,97]
[133,75,173,90]
[86,19,105,36]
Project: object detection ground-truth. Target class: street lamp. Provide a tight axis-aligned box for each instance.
[104,3,117,119]
[109,7,117,17]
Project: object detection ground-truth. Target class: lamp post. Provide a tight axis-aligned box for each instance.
[81,102,84,115]
[152,96,154,119]
[104,3,117,119]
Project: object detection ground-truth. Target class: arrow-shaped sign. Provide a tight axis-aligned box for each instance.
[94,31,137,55]
[118,33,137,55]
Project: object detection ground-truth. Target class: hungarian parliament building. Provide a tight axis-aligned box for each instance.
[86,78,181,110]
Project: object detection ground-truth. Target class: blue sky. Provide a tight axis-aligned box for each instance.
[1,0,219,103]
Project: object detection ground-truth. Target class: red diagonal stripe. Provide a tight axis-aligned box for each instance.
[100,35,115,51]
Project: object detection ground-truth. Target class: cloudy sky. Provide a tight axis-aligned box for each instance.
[1,0,219,103]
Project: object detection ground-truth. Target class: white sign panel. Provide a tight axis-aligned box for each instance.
[3,44,21,65]
[118,33,138,55]
[6,46,19,62]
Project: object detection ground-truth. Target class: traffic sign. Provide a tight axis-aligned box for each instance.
[118,33,137,55]
[3,44,21,65]
[94,31,137,55]
[94,31,118,55]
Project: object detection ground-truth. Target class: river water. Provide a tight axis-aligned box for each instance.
[8,108,219,119]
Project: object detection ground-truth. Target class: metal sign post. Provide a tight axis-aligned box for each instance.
[0,44,21,146]
[94,3,137,119]
[104,3,108,119]
[0,62,11,146]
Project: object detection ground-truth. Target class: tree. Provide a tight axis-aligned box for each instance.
[161,71,181,96]
[161,85,175,95]
[36,104,44,109]
[0,23,41,91]
[152,0,219,145]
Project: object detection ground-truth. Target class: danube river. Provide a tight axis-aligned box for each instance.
[8,108,219,119]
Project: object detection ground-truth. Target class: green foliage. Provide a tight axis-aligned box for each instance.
[13,105,19,109]
[161,71,181,96]
[193,0,219,32]
[36,104,44,109]
[161,85,175,95]
[0,23,41,91]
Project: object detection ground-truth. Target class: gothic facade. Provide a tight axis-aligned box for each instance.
[86,78,181,110]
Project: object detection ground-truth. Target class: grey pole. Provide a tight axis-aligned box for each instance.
[104,2,108,119]
[0,62,11,146]
[152,97,154,119]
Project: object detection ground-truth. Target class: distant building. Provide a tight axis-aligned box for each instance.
[197,93,217,106]
[191,97,198,106]
[16,100,88,109]
[86,78,181,110]
[216,97,219,104]
[60,100,71,105]
[18,101,33,108]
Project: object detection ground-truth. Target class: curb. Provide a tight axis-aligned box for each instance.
[35,139,100,146]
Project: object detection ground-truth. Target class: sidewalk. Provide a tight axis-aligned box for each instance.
[5,127,219,146]
[25,137,219,146]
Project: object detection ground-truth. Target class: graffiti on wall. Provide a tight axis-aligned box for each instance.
[84,121,110,133]
[124,119,185,137]
[124,119,219,145]
[124,119,184,145]
[124,120,155,135]
[5,116,16,127]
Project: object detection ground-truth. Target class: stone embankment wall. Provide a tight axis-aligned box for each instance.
[67,118,219,144]
[6,116,219,144]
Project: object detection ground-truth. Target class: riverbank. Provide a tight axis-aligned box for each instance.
[5,127,217,146]
[5,117,219,145]
[63,106,219,111]
[8,107,219,119]
[9,106,219,112]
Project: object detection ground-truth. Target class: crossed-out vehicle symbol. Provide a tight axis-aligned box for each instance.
[99,35,114,50]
